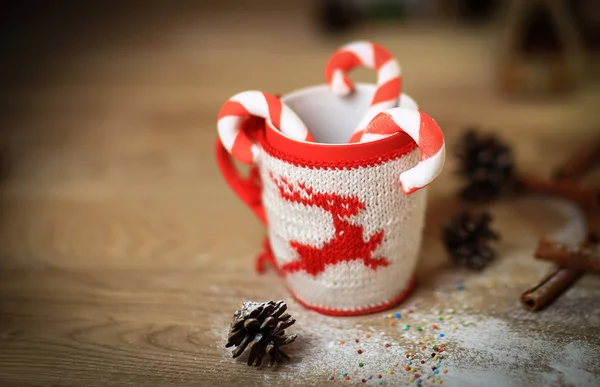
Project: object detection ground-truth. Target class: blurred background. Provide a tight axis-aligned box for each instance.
[0,1,599,385]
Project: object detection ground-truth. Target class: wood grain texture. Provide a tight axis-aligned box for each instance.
[0,2,599,386]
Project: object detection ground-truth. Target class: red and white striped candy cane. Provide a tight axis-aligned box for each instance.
[364,107,445,195]
[217,91,314,164]
[347,92,419,143]
[325,41,401,142]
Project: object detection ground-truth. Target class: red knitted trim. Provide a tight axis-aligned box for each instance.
[287,276,416,316]
[260,120,417,169]
[260,135,417,170]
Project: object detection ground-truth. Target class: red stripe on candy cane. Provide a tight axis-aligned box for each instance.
[217,100,250,119]
[217,91,312,165]
[372,78,401,106]
[364,108,445,195]
[373,43,392,69]
[324,41,402,142]
[325,51,363,95]
[263,92,282,129]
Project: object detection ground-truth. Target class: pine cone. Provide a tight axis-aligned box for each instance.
[226,300,297,367]
[442,211,500,270]
[455,129,515,202]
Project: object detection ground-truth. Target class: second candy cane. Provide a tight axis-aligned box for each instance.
[218,91,314,164]
[324,41,402,143]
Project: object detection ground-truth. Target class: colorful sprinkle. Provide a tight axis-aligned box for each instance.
[433,345,437,350]
[445,315,452,320]
[403,324,410,331]
[368,376,373,380]
[434,369,439,374]
[411,367,415,372]
[451,325,457,331]
[395,312,402,318]
[394,362,398,366]
[438,316,444,321]
[387,313,393,319]
[434,355,439,360]
[440,344,445,348]
[407,361,412,365]
[355,338,360,343]
[385,343,391,348]
[421,345,426,350]
[409,380,414,384]
[362,379,366,383]
[414,374,421,379]
[359,362,364,367]
[342,372,348,377]
[378,382,383,385]
[329,376,334,380]
[431,353,436,357]
[365,333,371,338]
[388,370,393,374]
[439,334,445,338]
[340,340,345,345]
[457,284,464,290]
[417,326,423,331]
[389,321,396,326]
[405,366,411,371]
[378,375,382,379]
[357,349,363,354]
[443,370,448,374]
[345,376,350,380]
[431,325,437,330]
[421,360,425,364]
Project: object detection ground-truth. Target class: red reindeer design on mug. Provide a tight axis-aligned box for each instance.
[270,173,389,276]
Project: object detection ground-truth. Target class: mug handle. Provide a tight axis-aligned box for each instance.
[215,137,267,225]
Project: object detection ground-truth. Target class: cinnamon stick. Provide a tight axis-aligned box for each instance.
[520,266,583,311]
[515,175,599,209]
[553,139,600,180]
[535,238,600,274]
[520,138,599,311]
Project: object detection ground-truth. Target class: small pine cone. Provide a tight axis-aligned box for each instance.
[226,300,297,367]
[455,129,515,202]
[442,211,500,270]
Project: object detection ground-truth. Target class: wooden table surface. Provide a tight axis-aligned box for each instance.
[1,2,599,386]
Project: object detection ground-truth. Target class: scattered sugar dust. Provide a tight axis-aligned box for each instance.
[209,293,600,387]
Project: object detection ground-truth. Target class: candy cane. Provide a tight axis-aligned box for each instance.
[217,91,313,164]
[348,92,419,143]
[363,107,445,195]
[325,41,402,141]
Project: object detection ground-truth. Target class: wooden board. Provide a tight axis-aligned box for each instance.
[1,2,599,386]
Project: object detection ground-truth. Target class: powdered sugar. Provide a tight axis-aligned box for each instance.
[210,287,600,386]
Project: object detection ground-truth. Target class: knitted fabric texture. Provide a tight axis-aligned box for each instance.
[259,147,426,314]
